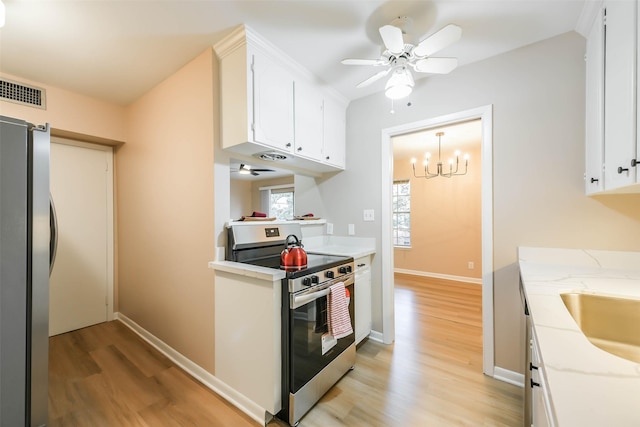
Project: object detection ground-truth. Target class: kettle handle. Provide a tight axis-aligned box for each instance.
[285,234,303,247]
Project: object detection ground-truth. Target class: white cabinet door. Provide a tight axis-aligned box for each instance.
[294,79,324,161]
[531,333,555,427]
[585,6,605,194]
[603,0,637,191]
[355,256,372,345]
[323,97,346,169]
[252,49,295,153]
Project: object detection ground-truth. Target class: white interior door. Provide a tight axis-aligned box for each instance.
[49,139,114,336]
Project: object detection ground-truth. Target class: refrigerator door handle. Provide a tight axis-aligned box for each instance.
[50,195,58,275]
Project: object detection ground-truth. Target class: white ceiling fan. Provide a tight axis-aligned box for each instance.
[231,164,275,176]
[342,17,462,99]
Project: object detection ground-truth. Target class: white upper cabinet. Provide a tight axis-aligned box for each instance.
[585,6,605,194]
[252,48,295,153]
[585,1,640,194]
[214,25,347,173]
[323,96,347,169]
[294,79,324,162]
[603,0,637,191]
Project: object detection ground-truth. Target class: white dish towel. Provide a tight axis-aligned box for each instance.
[328,281,353,339]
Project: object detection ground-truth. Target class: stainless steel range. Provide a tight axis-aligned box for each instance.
[226,223,356,426]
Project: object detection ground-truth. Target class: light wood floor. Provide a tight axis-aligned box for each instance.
[49,274,523,426]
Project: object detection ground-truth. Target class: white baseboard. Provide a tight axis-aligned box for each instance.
[367,330,384,343]
[115,312,268,426]
[493,366,525,388]
[394,268,482,285]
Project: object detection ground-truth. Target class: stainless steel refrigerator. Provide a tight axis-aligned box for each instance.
[0,115,53,427]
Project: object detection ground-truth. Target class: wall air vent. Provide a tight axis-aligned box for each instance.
[255,151,287,161]
[0,78,46,109]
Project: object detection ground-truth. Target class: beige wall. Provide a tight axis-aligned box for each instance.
[0,73,126,141]
[117,49,216,372]
[393,142,482,279]
[230,179,253,220]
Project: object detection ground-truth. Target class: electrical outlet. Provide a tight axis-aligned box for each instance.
[363,209,375,221]
[468,261,474,269]
[348,224,355,235]
[326,223,334,235]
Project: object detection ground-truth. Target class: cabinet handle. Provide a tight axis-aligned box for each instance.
[618,166,629,174]
[325,156,330,160]
[590,177,599,183]
[632,159,639,167]
[357,263,366,268]
[530,379,541,388]
[286,143,292,148]
[297,147,302,152]
[529,363,539,371]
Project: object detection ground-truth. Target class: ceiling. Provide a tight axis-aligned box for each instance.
[0,1,589,106]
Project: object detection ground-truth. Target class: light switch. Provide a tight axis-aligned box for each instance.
[363,209,375,222]
[348,224,355,235]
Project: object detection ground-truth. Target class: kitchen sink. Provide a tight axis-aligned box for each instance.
[560,291,640,363]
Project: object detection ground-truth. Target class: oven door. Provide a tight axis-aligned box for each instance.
[288,274,355,394]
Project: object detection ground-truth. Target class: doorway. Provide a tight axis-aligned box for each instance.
[49,138,115,336]
[380,105,494,375]
[391,120,482,283]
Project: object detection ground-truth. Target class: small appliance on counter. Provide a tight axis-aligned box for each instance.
[280,234,307,269]
[226,223,356,426]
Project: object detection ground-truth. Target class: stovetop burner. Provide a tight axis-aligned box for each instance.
[244,253,351,278]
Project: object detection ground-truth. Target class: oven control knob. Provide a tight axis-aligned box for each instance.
[338,266,352,274]
[325,271,335,279]
[311,275,319,284]
[302,277,312,287]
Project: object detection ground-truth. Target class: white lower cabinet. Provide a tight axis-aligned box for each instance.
[355,255,372,345]
[530,332,555,427]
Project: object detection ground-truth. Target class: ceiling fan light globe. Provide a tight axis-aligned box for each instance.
[385,84,412,99]
[385,68,414,99]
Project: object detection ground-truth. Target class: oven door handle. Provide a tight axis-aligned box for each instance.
[292,287,331,308]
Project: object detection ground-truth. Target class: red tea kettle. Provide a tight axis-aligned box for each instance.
[280,234,307,269]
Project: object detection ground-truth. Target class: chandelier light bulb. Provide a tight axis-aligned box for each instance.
[410,157,417,164]
[409,131,469,179]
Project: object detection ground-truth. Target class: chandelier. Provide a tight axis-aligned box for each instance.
[410,132,469,179]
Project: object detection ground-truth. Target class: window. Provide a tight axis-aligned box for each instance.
[393,180,411,247]
[268,188,294,220]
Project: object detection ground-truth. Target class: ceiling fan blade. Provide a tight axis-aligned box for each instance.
[251,171,259,176]
[413,24,462,57]
[379,25,405,55]
[414,57,458,74]
[356,69,391,88]
[342,58,387,66]
[250,168,275,172]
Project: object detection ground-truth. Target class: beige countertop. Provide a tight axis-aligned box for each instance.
[518,247,640,426]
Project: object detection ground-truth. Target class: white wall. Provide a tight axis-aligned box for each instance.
[323,31,640,373]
